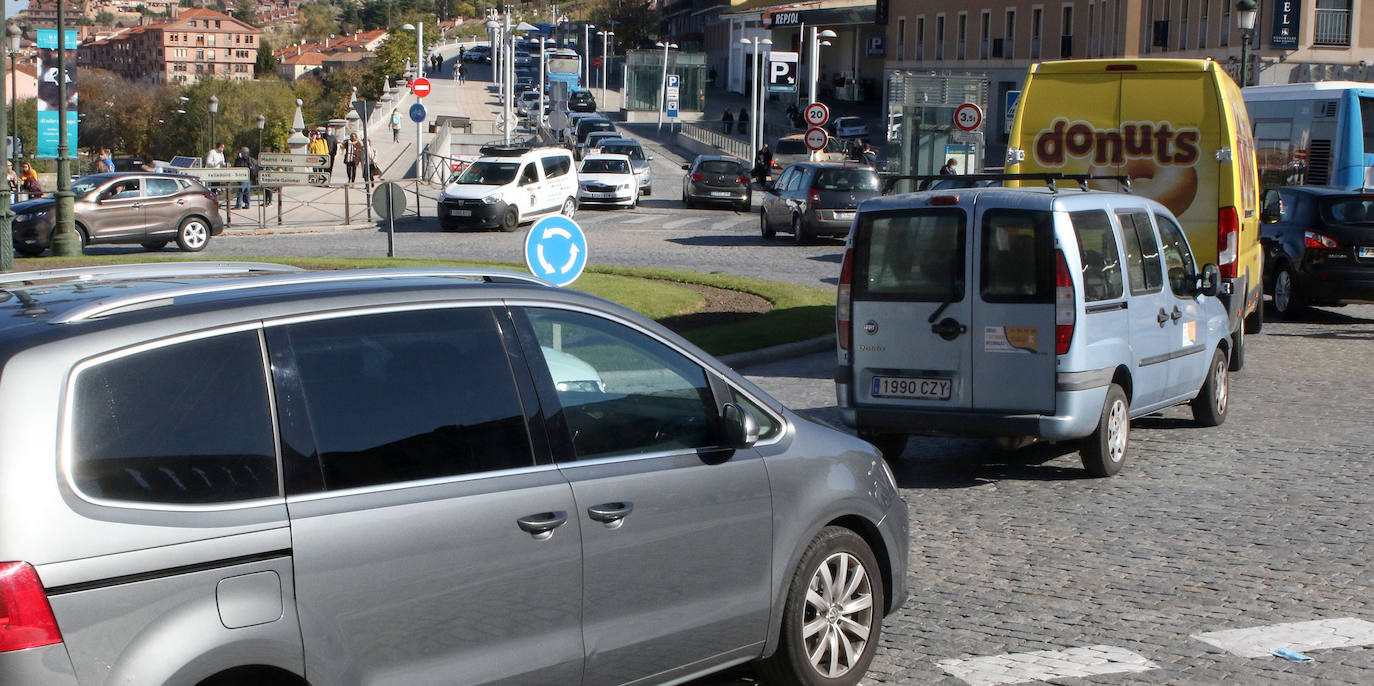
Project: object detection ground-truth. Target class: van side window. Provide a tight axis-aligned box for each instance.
[71,331,278,504]
[1117,211,1163,295]
[519,163,540,186]
[541,155,571,179]
[855,209,966,302]
[980,209,1054,302]
[1155,213,1198,297]
[283,308,534,490]
[1069,210,1124,302]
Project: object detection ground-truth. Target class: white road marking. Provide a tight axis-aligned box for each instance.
[937,645,1158,686]
[620,214,660,224]
[1192,618,1374,658]
[661,217,702,229]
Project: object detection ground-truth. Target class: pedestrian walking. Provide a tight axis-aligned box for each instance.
[940,158,958,176]
[19,161,41,200]
[6,161,17,200]
[753,143,772,185]
[861,141,877,168]
[366,140,379,182]
[737,108,748,135]
[327,128,340,177]
[391,110,401,143]
[458,46,466,62]
[457,62,467,83]
[721,109,733,134]
[95,148,116,174]
[343,133,362,183]
[307,131,329,160]
[232,147,257,209]
[205,142,227,168]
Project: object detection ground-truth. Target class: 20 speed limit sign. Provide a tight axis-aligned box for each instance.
[804,102,830,127]
[954,103,983,131]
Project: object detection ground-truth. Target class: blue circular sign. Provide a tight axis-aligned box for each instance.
[409,103,427,123]
[525,215,588,287]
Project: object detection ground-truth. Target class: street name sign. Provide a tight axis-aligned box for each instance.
[182,168,249,183]
[259,153,329,167]
[260,171,330,186]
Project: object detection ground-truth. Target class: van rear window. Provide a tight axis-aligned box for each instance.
[776,140,807,155]
[979,210,1055,303]
[854,209,966,302]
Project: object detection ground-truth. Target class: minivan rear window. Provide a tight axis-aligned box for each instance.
[814,169,879,191]
[855,209,966,302]
[775,140,807,155]
[1319,196,1374,225]
[1069,210,1125,302]
[980,209,1054,303]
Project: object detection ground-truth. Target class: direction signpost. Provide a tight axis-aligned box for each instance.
[260,171,330,186]
[372,181,407,258]
[182,168,250,183]
[259,153,329,168]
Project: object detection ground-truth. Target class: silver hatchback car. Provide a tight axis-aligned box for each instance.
[0,263,907,686]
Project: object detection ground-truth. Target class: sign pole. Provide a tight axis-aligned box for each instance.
[386,190,396,258]
[51,8,78,256]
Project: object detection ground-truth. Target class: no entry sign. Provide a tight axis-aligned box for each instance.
[411,77,432,98]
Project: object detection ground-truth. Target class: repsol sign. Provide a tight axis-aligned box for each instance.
[1032,118,1200,167]
[770,11,801,27]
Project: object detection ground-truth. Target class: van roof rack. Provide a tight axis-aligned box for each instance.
[479,144,533,157]
[879,172,1131,194]
[0,261,304,287]
[52,268,554,324]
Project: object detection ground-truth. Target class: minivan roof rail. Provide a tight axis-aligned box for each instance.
[0,261,304,287]
[878,172,1130,194]
[52,268,555,324]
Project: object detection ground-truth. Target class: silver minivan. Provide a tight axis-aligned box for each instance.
[0,262,907,686]
[836,187,1232,476]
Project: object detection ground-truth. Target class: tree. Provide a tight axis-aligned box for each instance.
[232,0,260,27]
[95,10,116,25]
[298,3,339,43]
[256,38,277,77]
[589,0,660,51]
[370,18,438,81]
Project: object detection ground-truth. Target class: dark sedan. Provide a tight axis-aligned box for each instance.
[681,156,751,211]
[760,163,880,244]
[1260,186,1374,317]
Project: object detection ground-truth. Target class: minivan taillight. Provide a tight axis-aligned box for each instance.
[1055,250,1075,355]
[1304,230,1339,249]
[1218,206,1239,279]
[0,562,62,652]
[807,188,821,205]
[736,175,750,185]
[837,246,854,350]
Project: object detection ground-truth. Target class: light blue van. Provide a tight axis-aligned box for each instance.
[835,187,1232,476]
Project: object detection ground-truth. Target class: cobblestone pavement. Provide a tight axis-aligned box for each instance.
[719,303,1374,685]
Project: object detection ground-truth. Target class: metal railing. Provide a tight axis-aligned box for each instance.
[1313,8,1351,46]
[681,122,752,160]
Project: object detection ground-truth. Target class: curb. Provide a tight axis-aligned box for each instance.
[718,334,834,369]
[224,222,379,236]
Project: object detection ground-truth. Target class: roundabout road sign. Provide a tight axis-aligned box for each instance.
[954,103,984,131]
[525,215,588,287]
[804,126,829,152]
[804,102,830,127]
[411,77,432,98]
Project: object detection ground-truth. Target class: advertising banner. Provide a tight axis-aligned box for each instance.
[36,28,78,159]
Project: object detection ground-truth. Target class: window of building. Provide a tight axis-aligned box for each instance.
[1315,0,1352,46]
[1031,7,1043,59]
[1220,2,1230,46]
[1005,9,1017,59]
[897,17,906,59]
[1199,0,1209,48]
[957,12,968,59]
[935,14,946,59]
[70,331,278,505]
[980,10,991,59]
[916,16,925,59]
[1179,0,1189,50]
[1061,4,1074,57]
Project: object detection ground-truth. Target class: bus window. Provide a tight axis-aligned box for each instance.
[1361,97,1374,158]
[1254,119,1296,190]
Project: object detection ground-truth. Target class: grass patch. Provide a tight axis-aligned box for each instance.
[11,254,834,355]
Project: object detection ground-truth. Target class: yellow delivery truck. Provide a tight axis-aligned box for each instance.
[1007,58,1262,369]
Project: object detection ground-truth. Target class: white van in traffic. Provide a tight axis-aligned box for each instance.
[438,146,578,231]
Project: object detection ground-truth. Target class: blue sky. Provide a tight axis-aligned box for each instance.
[7,0,28,18]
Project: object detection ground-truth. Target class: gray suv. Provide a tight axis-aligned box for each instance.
[0,262,907,686]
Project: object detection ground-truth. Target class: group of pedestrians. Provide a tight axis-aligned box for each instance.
[6,159,41,201]
[305,128,377,184]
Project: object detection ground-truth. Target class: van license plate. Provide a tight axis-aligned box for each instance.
[451,209,472,217]
[1360,247,1374,258]
[872,376,951,400]
[834,211,855,220]
[710,191,733,197]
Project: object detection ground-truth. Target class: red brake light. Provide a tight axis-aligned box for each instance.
[837,247,854,351]
[1218,206,1239,279]
[204,192,219,202]
[1304,230,1339,249]
[0,562,62,653]
[930,195,959,206]
[736,175,750,184]
[771,160,781,169]
[1055,250,1075,355]
[691,172,705,182]
[807,188,821,205]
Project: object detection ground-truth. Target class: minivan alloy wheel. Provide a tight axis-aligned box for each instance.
[1105,398,1127,463]
[803,550,874,678]
[176,217,209,252]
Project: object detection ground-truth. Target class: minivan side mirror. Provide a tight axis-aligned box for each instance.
[720,403,759,449]
[681,163,690,170]
[1197,263,1222,297]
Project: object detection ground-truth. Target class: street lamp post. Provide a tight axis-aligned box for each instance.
[256,114,266,155]
[7,23,18,169]
[50,3,77,256]
[537,35,547,125]
[0,16,11,269]
[598,30,613,106]
[741,37,773,159]
[208,95,219,156]
[655,40,678,133]
[1235,0,1258,87]
[402,22,424,180]
[583,23,594,88]
[807,28,837,107]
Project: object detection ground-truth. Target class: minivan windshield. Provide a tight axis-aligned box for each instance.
[855,209,967,302]
[814,169,879,191]
[455,161,520,185]
[582,159,631,174]
[600,144,644,161]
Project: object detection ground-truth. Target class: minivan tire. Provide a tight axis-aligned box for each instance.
[792,215,809,245]
[859,431,907,462]
[760,210,775,239]
[499,207,520,232]
[756,526,883,686]
[1190,347,1230,427]
[560,197,576,219]
[1081,384,1129,477]
[1271,264,1306,319]
[176,217,210,252]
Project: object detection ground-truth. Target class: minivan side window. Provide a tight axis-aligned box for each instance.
[1069,210,1124,302]
[774,168,796,191]
[980,209,1054,303]
[522,308,722,460]
[1117,211,1163,295]
[1155,213,1198,297]
[541,155,571,179]
[71,330,278,504]
[283,308,534,490]
[855,209,966,302]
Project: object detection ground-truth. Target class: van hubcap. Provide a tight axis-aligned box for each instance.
[1107,400,1128,463]
[803,551,873,678]
[1275,270,1293,312]
[1214,359,1228,414]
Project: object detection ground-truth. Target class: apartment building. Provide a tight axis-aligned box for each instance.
[78,9,262,84]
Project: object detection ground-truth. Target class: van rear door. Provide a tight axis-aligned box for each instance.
[968,204,1057,413]
[849,205,972,411]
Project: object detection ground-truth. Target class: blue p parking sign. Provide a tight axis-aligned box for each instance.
[525,215,588,287]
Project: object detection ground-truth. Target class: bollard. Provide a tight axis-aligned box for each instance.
[344,184,351,224]
[222,188,231,227]
[277,187,283,226]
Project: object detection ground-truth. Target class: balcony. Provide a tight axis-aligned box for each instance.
[1313,8,1351,46]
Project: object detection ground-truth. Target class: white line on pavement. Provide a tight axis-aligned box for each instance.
[621,214,660,224]
[1191,618,1374,658]
[937,645,1159,686]
[661,217,702,229]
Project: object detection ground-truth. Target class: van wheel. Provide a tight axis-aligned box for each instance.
[1271,264,1305,319]
[560,197,576,219]
[760,210,775,239]
[499,207,520,232]
[858,431,907,461]
[755,527,883,686]
[141,241,168,252]
[1190,348,1230,427]
[176,217,210,252]
[792,216,809,245]
[1081,384,1129,477]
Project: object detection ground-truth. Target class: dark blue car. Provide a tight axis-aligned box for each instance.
[1260,186,1374,317]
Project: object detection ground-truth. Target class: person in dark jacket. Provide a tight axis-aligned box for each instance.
[753,143,773,185]
[721,109,733,134]
[232,147,258,209]
[737,107,749,134]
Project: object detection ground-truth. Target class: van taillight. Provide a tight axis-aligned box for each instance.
[807,188,821,205]
[1218,206,1239,279]
[691,172,705,182]
[0,562,62,652]
[1055,250,1075,355]
[837,247,854,350]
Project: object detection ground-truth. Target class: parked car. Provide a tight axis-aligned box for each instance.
[682,155,752,211]
[597,138,653,195]
[517,90,542,117]
[567,89,598,113]
[760,163,880,244]
[463,45,491,63]
[577,153,639,208]
[437,145,578,231]
[1259,186,1374,318]
[0,261,907,686]
[836,187,1232,476]
[11,172,224,256]
[830,116,869,139]
[563,111,600,141]
[514,51,533,68]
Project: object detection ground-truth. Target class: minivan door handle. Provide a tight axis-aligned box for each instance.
[930,317,968,341]
[1170,306,1182,323]
[1156,308,1169,326]
[516,511,568,538]
[587,501,634,526]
